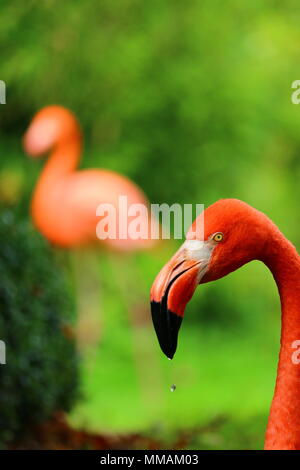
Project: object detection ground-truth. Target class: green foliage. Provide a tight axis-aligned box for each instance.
[0,0,299,222]
[0,209,79,445]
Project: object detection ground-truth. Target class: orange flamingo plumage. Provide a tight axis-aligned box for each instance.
[23,105,154,251]
[151,199,300,449]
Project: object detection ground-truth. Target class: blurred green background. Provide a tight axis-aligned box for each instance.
[0,0,299,449]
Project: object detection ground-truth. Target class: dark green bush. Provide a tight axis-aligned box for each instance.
[0,209,79,446]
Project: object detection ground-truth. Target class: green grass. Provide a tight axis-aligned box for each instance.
[69,318,279,449]
[67,250,282,450]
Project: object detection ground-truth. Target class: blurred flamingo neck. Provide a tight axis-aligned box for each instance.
[32,132,82,218]
[263,231,300,449]
[42,133,82,182]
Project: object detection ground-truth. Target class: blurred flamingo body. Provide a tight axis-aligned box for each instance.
[23,105,153,250]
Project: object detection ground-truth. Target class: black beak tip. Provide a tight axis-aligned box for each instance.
[151,300,183,359]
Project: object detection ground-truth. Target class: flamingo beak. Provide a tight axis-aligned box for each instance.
[150,240,212,359]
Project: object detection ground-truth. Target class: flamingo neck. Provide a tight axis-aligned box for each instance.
[32,133,81,207]
[263,230,300,449]
[41,134,81,184]
[31,133,82,223]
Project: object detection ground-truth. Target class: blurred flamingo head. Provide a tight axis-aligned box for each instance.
[23,105,81,157]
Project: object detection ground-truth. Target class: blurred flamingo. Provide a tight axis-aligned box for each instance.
[23,106,158,356]
[23,105,154,250]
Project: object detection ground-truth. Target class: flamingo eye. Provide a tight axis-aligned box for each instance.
[212,232,223,242]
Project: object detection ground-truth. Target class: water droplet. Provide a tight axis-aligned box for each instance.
[170,384,176,392]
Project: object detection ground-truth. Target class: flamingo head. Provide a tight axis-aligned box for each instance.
[23,105,81,157]
[150,198,272,358]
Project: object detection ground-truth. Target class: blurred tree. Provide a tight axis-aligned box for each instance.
[0,208,79,446]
